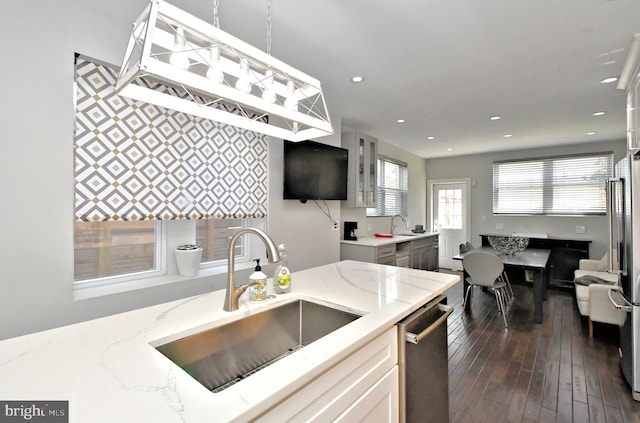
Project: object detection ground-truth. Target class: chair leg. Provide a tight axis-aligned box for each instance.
[494,288,508,328]
[499,272,514,304]
[588,318,593,337]
[462,285,474,316]
[502,271,515,303]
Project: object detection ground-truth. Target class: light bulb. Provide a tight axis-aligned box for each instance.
[284,80,298,110]
[169,27,190,70]
[235,58,252,93]
[261,70,276,103]
[206,46,224,83]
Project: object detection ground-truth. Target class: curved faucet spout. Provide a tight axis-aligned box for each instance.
[223,227,281,312]
[390,214,407,235]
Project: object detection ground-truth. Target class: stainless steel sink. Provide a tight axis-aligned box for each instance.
[154,300,361,392]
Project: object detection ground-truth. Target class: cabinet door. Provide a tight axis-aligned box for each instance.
[257,327,398,422]
[364,134,377,207]
[335,366,399,423]
[426,240,439,271]
[342,132,378,208]
[411,246,427,270]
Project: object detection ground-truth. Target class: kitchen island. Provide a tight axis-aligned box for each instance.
[0,260,458,422]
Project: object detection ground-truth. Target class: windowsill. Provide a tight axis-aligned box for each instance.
[73,261,255,301]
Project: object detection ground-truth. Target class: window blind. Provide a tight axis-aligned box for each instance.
[369,156,408,216]
[492,152,613,215]
[74,56,267,222]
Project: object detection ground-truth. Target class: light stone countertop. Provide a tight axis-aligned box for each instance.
[340,232,439,247]
[0,260,459,422]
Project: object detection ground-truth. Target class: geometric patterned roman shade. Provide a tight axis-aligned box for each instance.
[74,56,267,221]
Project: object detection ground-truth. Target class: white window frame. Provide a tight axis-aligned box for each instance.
[492,152,613,216]
[367,156,409,217]
[73,218,263,300]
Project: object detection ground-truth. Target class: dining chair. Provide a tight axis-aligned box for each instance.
[461,242,514,306]
[462,250,510,328]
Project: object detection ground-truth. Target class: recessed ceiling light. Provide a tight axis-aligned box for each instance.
[600,77,618,84]
[427,136,435,140]
[489,116,501,121]
[447,148,453,151]
[396,119,405,123]
[503,134,513,138]
[351,76,364,83]
[592,111,606,116]
[587,132,596,135]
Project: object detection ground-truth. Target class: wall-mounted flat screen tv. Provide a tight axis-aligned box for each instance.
[283,140,349,202]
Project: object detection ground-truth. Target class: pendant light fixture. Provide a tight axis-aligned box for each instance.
[115,0,333,141]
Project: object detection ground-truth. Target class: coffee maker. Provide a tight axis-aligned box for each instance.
[344,221,358,240]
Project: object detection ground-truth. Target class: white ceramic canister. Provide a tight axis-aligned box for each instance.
[175,244,203,277]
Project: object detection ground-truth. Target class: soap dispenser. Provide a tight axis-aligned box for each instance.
[248,259,268,302]
[273,244,291,294]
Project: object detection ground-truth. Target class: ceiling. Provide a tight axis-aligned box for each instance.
[86,0,640,158]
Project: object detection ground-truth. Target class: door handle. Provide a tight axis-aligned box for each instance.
[608,288,632,312]
[404,304,453,344]
[606,177,626,275]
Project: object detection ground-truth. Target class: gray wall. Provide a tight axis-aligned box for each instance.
[425,140,628,260]
[0,1,342,340]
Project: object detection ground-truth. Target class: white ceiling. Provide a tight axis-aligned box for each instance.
[87,0,640,158]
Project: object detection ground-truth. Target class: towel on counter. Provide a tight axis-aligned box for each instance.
[575,274,616,286]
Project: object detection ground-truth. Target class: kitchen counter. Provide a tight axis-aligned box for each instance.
[0,260,458,422]
[340,232,438,247]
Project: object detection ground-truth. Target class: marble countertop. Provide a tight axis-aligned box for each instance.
[340,232,439,247]
[0,260,459,422]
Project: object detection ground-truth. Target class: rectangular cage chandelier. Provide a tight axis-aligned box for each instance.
[115,0,333,141]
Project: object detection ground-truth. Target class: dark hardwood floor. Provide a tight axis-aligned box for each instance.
[444,274,640,423]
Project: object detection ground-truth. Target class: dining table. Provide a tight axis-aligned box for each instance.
[453,246,551,323]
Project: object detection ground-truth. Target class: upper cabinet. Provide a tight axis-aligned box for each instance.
[342,132,377,208]
[618,34,640,152]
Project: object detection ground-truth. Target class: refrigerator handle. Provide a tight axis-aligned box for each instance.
[608,287,632,312]
[607,177,625,275]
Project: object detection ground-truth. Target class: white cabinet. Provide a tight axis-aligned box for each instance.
[335,367,399,422]
[257,327,399,422]
[342,132,378,208]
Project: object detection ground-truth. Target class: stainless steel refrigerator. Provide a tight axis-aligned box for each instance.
[607,152,640,400]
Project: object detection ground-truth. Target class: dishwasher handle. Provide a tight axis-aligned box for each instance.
[404,304,453,344]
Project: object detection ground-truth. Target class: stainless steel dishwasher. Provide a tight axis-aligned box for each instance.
[397,294,453,423]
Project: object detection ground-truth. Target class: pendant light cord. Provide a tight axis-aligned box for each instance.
[266,0,272,55]
[212,0,220,28]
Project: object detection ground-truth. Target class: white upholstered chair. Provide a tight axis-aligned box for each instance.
[574,254,623,337]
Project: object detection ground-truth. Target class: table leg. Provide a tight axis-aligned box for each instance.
[533,267,546,323]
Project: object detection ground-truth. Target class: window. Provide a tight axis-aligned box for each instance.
[73,218,255,283]
[367,156,408,217]
[74,221,157,281]
[437,188,463,229]
[492,152,613,215]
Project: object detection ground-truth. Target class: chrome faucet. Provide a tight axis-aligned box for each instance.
[390,214,407,234]
[223,227,281,312]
